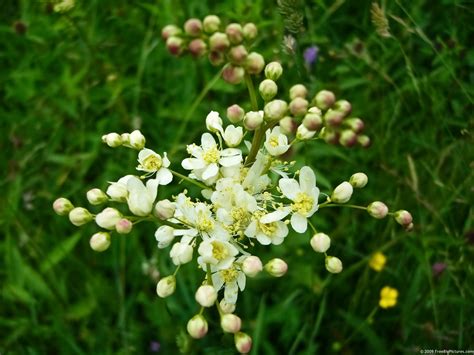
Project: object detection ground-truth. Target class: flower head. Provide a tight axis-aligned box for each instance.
[369,252,386,272]
[379,286,398,309]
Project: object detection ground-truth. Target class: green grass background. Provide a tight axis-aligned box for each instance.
[1,0,473,353]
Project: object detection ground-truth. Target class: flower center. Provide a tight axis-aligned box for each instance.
[292,192,313,215]
[211,241,229,261]
[220,267,238,283]
[142,154,162,171]
[269,136,279,147]
[255,211,277,236]
[196,211,214,232]
[229,207,251,234]
[202,146,220,164]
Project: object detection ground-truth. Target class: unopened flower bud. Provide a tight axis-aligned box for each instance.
[209,32,230,52]
[296,124,316,140]
[243,22,258,40]
[289,84,308,100]
[357,135,371,148]
[166,36,184,56]
[279,116,297,135]
[154,199,175,220]
[120,133,130,145]
[259,79,278,101]
[310,233,331,253]
[234,332,252,354]
[203,15,221,33]
[324,109,344,127]
[228,45,248,65]
[264,258,288,277]
[102,133,122,147]
[155,225,175,248]
[129,130,146,150]
[331,182,353,203]
[227,104,245,123]
[188,38,207,57]
[345,118,365,133]
[289,97,309,117]
[303,111,323,131]
[242,256,263,277]
[161,24,181,40]
[313,90,336,110]
[184,18,202,37]
[205,110,223,133]
[264,61,283,81]
[69,207,93,226]
[367,201,389,219]
[334,100,352,116]
[86,188,108,205]
[90,232,111,252]
[53,197,74,216]
[115,218,132,234]
[95,207,122,230]
[223,125,244,147]
[226,23,243,44]
[195,285,217,307]
[322,128,339,144]
[245,52,265,74]
[339,129,357,147]
[244,111,264,130]
[222,64,245,84]
[349,172,368,188]
[221,314,242,333]
[264,100,288,121]
[220,299,236,314]
[394,210,413,227]
[187,315,208,339]
[156,275,176,298]
[325,256,343,273]
[208,50,225,66]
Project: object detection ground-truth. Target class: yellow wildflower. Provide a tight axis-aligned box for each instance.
[369,251,386,272]
[379,286,398,309]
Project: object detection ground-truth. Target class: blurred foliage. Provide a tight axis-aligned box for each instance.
[1,0,473,354]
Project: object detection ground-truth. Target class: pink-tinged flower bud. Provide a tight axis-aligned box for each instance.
[349,172,368,188]
[208,51,225,66]
[339,129,357,147]
[53,197,74,216]
[166,36,184,56]
[101,132,122,147]
[289,97,309,117]
[69,207,93,226]
[161,24,181,40]
[220,299,236,314]
[227,104,245,123]
[86,188,108,205]
[234,332,252,354]
[245,52,265,74]
[115,218,133,234]
[242,256,263,277]
[325,256,343,273]
[154,199,176,220]
[209,32,230,52]
[264,99,288,121]
[222,64,245,84]
[345,117,365,133]
[187,315,208,339]
[90,232,111,252]
[310,233,331,253]
[324,109,344,127]
[95,207,122,230]
[259,79,278,101]
[296,124,316,140]
[184,18,202,37]
[394,210,413,227]
[228,45,248,65]
[156,275,176,298]
[226,23,243,44]
[243,22,258,40]
[334,100,352,116]
[221,314,242,333]
[367,201,389,219]
[303,111,323,131]
[331,181,353,203]
[188,38,207,57]
[279,116,297,135]
[357,135,371,148]
[289,84,308,100]
[129,130,146,150]
[244,111,264,130]
[203,15,221,33]
[313,90,336,110]
[195,285,217,307]
[265,61,283,81]
[264,258,288,277]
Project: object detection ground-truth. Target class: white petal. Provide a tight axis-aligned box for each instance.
[256,234,271,245]
[162,152,170,167]
[138,148,155,161]
[291,213,308,233]
[182,158,205,170]
[237,273,246,290]
[146,178,159,202]
[299,166,316,194]
[260,209,290,223]
[279,178,300,200]
[202,163,218,180]
[219,154,242,167]
[201,133,216,150]
[156,168,173,185]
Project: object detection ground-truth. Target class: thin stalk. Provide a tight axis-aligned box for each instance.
[319,203,368,211]
[244,73,265,165]
[170,170,208,190]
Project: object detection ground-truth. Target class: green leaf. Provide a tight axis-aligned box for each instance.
[40,233,82,273]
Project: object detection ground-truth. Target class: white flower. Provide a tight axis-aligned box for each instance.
[206,110,224,133]
[212,263,246,305]
[170,237,194,265]
[296,124,316,140]
[156,275,176,298]
[264,126,290,156]
[95,207,122,230]
[331,181,353,203]
[126,176,158,216]
[223,125,243,147]
[198,238,239,270]
[155,225,198,249]
[129,130,146,149]
[136,148,173,185]
[241,151,271,195]
[278,166,320,233]
[245,210,288,245]
[106,175,133,202]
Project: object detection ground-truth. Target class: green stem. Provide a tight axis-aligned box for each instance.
[243,73,265,165]
[342,306,378,347]
[319,203,367,211]
[170,170,208,190]
[245,73,259,111]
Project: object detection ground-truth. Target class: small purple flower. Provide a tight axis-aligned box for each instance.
[304,46,319,67]
[432,262,447,277]
[150,341,160,352]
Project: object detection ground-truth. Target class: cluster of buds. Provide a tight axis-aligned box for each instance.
[162,16,264,84]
